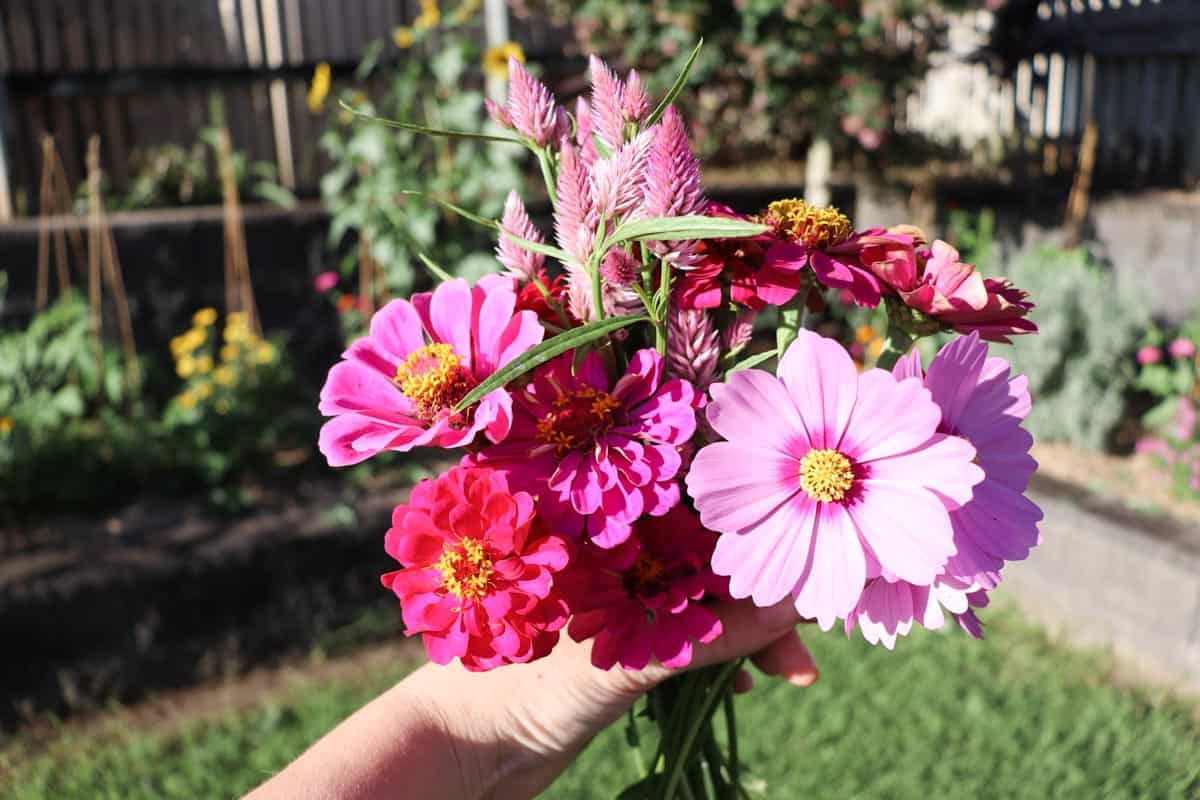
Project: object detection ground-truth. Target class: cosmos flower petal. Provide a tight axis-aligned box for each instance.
[790,503,866,630]
[847,480,956,586]
[705,369,809,456]
[777,329,858,449]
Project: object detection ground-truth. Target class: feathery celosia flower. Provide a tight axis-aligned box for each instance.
[589,55,627,151]
[574,96,599,166]
[503,56,567,147]
[601,248,641,287]
[761,199,886,308]
[622,69,650,124]
[686,330,983,629]
[472,349,698,548]
[667,307,719,390]
[496,190,546,281]
[554,141,596,265]
[593,129,655,219]
[876,240,1037,342]
[846,332,1042,648]
[381,466,571,671]
[641,107,706,220]
[721,310,756,353]
[318,276,543,465]
[564,506,726,670]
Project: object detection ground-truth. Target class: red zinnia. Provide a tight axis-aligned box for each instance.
[381,466,572,671]
[563,506,726,670]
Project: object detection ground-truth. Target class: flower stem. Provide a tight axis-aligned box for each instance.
[877,299,916,371]
[661,661,741,799]
[536,148,558,205]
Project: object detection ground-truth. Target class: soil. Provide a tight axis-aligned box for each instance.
[1032,441,1200,527]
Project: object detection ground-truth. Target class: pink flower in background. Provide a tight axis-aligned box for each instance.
[686,330,983,630]
[1137,345,1162,366]
[496,190,546,281]
[381,466,571,671]
[313,270,338,293]
[564,506,726,670]
[1168,338,1196,360]
[318,276,543,465]
[472,349,698,548]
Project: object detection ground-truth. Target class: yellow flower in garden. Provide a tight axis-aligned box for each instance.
[177,390,198,410]
[215,399,232,416]
[192,307,218,328]
[220,344,239,362]
[214,365,237,387]
[177,356,196,379]
[0,416,13,435]
[483,42,524,79]
[195,381,214,400]
[170,335,188,357]
[254,342,277,365]
[195,355,214,374]
[855,324,876,344]
[392,26,415,49]
[449,0,480,24]
[414,0,440,30]
[308,63,332,113]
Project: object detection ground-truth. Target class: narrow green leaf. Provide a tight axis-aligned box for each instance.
[646,39,704,127]
[416,252,453,283]
[453,315,648,412]
[338,101,524,144]
[402,190,499,230]
[605,215,768,247]
[728,348,776,374]
[501,231,571,263]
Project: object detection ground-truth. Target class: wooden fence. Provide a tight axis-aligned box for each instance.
[904,0,1200,190]
[0,0,567,220]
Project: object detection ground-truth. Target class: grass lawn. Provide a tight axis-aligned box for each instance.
[3,606,1199,799]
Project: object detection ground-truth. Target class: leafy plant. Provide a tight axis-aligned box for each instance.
[1132,317,1200,501]
[319,15,525,327]
[1002,244,1148,450]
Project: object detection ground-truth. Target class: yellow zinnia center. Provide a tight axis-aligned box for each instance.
[393,343,476,421]
[535,386,621,456]
[435,537,494,601]
[766,198,853,249]
[799,448,855,503]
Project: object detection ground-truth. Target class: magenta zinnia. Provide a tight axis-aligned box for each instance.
[318,276,543,465]
[471,348,698,548]
[564,506,726,670]
[686,330,984,629]
[381,466,571,671]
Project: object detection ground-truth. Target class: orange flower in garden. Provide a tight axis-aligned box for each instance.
[337,294,359,314]
[483,42,525,79]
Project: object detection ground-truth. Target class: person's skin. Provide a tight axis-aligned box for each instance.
[246,600,817,800]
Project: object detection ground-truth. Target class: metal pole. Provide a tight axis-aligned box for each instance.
[483,0,510,102]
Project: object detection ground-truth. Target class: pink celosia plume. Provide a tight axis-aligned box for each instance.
[640,107,706,219]
[667,308,719,390]
[496,190,546,281]
[622,69,651,124]
[553,141,596,265]
[505,56,567,147]
[589,55,627,151]
[593,128,655,220]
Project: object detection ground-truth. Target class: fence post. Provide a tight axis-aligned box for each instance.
[483,0,509,102]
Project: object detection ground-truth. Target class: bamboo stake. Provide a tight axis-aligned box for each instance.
[86,136,103,373]
[35,137,54,310]
[101,225,141,392]
[216,127,261,337]
[358,233,377,318]
[49,143,84,294]
[1065,122,1098,247]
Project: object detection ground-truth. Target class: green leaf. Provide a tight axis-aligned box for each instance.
[727,348,777,374]
[646,39,704,128]
[604,215,768,248]
[337,101,525,144]
[453,315,648,412]
[417,252,454,283]
[402,190,499,231]
[500,230,571,263]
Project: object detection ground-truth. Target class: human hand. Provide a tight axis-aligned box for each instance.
[247,599,817,800]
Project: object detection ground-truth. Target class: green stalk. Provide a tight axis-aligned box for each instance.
[661,661,741,799]
[656,255,671,356]
[536,148,558,205]
[723,683,740,794]
[591,218,608,322]
[876,298,916,371]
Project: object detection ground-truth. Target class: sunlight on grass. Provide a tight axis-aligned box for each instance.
[3,608,1199,800]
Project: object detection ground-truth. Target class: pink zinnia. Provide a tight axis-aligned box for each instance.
[686,330,983,629]
[471,348,698,548]
[564,506,726,670]
[847,332,1043,648]
[381,466,571,671]
[318,276,544,465]
[1137,345,1162,366]
[313,270,338,293]
[1168,338,1196,360]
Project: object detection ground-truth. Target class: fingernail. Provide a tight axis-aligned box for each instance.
[785,668,819,687]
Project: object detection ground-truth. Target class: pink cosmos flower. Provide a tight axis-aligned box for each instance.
[846,332,1043,648]
[471,348,698,548]
[313,270,338,293]
[318,276,544,466]
[1137,345,1162,366]
[381,466,571,671]
[1168,338,1196,360]
[686,330,984,630]
[564,506,726,670]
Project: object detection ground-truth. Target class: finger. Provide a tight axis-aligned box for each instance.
[749,629,819,687]
[687,599,803,669]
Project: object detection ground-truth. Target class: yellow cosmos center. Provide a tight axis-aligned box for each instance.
[393,343,476,421]
[435,537,494,602]
[766,198,853,250]
[535,387,621,456]
[799,448,855,503]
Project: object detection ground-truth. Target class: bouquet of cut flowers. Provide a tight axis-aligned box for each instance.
[318,44,1043,799]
